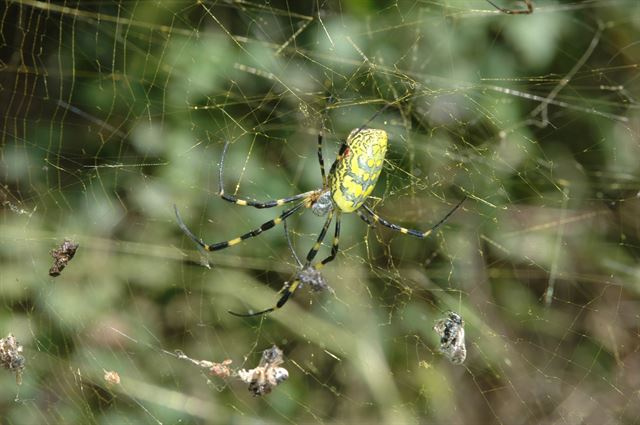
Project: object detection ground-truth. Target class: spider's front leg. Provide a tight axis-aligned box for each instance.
[218,140,315,209]
[359,196,466,238]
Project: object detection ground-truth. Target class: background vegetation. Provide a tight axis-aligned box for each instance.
[1,0,639,423]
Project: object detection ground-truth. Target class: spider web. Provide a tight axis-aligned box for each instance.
[1,0,639,423]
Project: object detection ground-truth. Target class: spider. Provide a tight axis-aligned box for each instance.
[486,0,533,14]
[175,116,466,317]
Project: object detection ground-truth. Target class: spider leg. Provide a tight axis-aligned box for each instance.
[356,208,376,227]
[220,190,313,209]
[174,201,306,252]
[229,211,342,317]
[360,196,466,238]
[228,279,301,317]
[283,219,303,267]
[304,210,334,264]
[316,211,341,268]
[486,0,533,14]
[218,140,316,208]
[317,131,327,187]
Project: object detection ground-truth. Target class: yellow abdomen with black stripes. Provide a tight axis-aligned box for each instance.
[329,128,388,213]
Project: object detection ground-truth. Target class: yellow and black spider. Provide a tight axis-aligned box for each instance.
[175,118,466,317]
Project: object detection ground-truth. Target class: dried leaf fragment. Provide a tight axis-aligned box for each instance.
[1,334,25,384]
[49,239,79,277]
[104,370,121,385]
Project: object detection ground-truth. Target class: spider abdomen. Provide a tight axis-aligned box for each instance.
[330,128,388,213]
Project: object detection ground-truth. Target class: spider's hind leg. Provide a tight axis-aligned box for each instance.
[360,196,466,239]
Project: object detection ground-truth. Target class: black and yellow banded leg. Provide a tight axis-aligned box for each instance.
[355,208,375,227]
[317,211,341,268]
[229,212,342,318]
[218,140,315,208]
[305,210,334,264]
[317,132,327,187]
[327,133,352,177]
[228,278,302,317]
[219,190,314,209]
[174,202,305,252]
[360,196,466,238]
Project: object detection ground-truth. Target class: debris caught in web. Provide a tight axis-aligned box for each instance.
[175,345,289,396]
[103,370,121,385]
[209,359,233,379]
[238,345,289,396]
[175,350,233,379]
[433,311,467,365]
[284,220,332,294]
[49,239,79,277]
[0,333,26,385]
[295,265,331,293]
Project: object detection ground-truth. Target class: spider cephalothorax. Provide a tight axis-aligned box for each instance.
[308,190,333,217]
[175,123,465,316]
